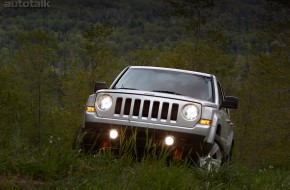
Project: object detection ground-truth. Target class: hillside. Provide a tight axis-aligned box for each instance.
[0,0,289,189]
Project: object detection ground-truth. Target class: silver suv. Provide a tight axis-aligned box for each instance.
[77,66,238,166]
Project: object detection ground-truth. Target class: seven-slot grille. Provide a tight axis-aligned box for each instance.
[114,97,179,123]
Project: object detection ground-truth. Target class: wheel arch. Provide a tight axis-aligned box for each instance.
[206,112,223,144]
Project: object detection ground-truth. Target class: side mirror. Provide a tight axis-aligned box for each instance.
[94,82,107,92]
[221,96,238,109]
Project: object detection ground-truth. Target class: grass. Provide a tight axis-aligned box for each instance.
[0,126,289,190]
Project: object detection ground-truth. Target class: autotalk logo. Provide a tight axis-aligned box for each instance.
[4,0,51,8]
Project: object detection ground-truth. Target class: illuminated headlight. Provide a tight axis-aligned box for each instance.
[109,129,118,139]
[96,94,113,111]
[165,136,174,146]
[182,104,199,121]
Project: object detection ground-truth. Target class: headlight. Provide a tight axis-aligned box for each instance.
[96,94,113,111]
[182,104,199,121]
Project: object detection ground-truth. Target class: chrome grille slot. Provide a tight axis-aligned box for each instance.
[161,102,169,120]
[114,97,179,123]
[115,97,122,114]
[142,100,150,118]
[133,99,141,117]
[171,104,179,121]
[151,101,160,119]
[124,98,132,116]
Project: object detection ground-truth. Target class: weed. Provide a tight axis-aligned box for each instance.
[1,125,289,190]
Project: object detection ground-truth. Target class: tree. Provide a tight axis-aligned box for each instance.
[9,30,58,142]
[60,23,119,130]
[153,40,232,77]
[261,0,290,52]
[231,0,290,168]
[82,23,114,86]
[233,47,290,168]
[164,0,214,44]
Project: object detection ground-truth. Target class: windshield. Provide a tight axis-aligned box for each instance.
[113,68,213,102]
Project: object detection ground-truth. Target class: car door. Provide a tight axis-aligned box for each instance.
[217,83,233,150]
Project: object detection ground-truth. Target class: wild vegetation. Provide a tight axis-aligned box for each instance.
[0,0,289,189]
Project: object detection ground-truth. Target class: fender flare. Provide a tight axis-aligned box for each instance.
[206,113,219,144]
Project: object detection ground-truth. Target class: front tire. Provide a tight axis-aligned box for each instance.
[199,135,227,170]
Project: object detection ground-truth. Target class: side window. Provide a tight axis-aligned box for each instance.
[218,82,230,114]
[217,82,224,106]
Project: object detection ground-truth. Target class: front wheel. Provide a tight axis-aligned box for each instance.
[199,135,227,170]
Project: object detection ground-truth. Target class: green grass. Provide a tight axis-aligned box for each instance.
[0,126,289,190]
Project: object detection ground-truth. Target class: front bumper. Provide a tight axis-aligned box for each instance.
[80,122,212,160]
[85,112,211,137]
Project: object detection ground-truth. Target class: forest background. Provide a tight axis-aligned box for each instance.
[0,0,289,189]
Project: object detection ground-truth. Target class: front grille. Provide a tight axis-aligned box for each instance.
[114,97,179,123]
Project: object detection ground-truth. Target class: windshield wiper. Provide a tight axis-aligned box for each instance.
[115,87,139,90]
[152,90,182,96]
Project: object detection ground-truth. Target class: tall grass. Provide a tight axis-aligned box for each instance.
[0,124,289,190]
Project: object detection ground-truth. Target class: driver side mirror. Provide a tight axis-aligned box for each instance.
[221,96,238,109]
[94,82,107,92]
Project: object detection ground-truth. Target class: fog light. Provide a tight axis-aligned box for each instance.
[165,136,174,146]
[109,129,118,139]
